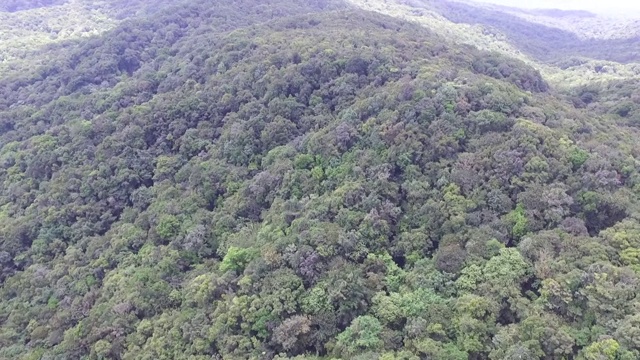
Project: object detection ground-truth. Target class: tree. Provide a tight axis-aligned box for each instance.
[334,316,384,357]
[219,246,257,273]
[273,315,312,354]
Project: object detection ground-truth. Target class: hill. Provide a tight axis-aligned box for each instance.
[0,0,68,12]
[0,0,182,76]
[427,0,640,63]
[346,0,640,88]
[1,0,640,359]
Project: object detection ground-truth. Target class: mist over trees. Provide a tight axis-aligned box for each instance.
[0,0,67,12]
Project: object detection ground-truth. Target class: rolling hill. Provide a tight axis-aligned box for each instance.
[345,0,640,88]
[1,0,640,359]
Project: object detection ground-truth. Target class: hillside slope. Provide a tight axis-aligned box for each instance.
[346,0,640,88]
[428,0,640,64]
[1,1,640,359]
[0,0,188,76]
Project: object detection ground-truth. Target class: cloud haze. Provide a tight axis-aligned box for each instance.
[473,0,640,15]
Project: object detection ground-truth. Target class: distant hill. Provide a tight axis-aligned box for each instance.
[0,0,68,12]
[0,0,180,76]
[349,0,640,88]
[418,0,640,63]
[526,8,596,18]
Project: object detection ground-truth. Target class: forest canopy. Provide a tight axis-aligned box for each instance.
[0,0,67,12]
[1,0,640,359]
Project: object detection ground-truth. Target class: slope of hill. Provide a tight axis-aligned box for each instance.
[0,0,180,76]
[459,0,640,41]
[1,0,640,359]
[346,0,640,88]
[505,7,640,41]
[427,0,640,64]
[0,0,68,12]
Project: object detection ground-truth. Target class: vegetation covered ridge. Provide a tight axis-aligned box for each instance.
[346,0,640,88]
[1,1,640,360]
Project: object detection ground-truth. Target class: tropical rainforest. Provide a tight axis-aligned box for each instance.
[1,0,640,359]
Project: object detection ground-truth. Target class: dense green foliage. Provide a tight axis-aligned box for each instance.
[2,0,640,359]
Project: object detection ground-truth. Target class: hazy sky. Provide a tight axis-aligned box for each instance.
[474,0,640,15]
